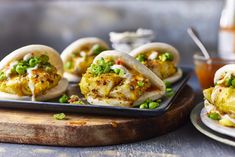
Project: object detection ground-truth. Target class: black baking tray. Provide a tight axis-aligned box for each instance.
[0,67,193,117]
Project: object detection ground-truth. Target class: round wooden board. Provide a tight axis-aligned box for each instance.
[0,85,194,147]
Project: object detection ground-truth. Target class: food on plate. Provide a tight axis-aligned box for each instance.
[203,64,235,127]
[79,50,166,107]
[61,37,109,82]
[109,28,154,52]
[130,42,182,83]
[0,45,68,101]
[59,94,84,104]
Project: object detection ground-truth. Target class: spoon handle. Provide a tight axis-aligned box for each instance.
[187,27,210,59]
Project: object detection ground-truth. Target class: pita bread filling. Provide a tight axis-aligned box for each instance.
[80,57,159,106]
[0,53,61,101]
[135,50,177,79]
[64,44,107,76]
[203,72,235,127]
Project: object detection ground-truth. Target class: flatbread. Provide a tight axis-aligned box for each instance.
[0,45,68,101]
[130,42,182,83]
[85,50,166,107]
[61,37,109,82]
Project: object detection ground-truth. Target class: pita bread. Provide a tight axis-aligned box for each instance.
[83,50,166,107]
[130,42,182,83]
[0,45,68,101]
[61,37,109,82]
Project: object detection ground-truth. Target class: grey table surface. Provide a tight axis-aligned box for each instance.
[0,74,234,157]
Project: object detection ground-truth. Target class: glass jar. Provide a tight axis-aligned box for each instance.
[218,0,235,59]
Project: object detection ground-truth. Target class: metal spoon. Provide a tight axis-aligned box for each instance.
[187,27,211,59]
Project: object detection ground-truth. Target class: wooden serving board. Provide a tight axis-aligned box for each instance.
[0,85,194,147]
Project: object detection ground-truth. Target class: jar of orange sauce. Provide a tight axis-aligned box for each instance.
[194,54,235,89]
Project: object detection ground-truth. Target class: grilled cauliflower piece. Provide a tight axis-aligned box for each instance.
[147,60,177,79]
[80,72,122,97]
[80,57,152,105]
[0,68,60,96]
[0,54,61,97]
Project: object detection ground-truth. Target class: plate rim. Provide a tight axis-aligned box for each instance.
[190,102,235,147]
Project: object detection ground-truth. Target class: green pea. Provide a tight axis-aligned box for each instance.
[98,58,105,65]
[149,102,159,109]
[166,88,173,92]
[166,90,174,97]
[39,55,49,64]
[159,54,167,61]
[165,52,174,61]
[225,78,233,87]
[137,81,144,87]
[53,113,66,120]
[45,66,53,72]
[16,65,26,75]
[159,52,174,61]
[156,99,162,103]
[11,65,17,74]
[92,44,105,55]
[231,79,235,88]
[164,81,172,88]
[118,69,125,76]
[59,94,69,103]
[29,58,38,67]
[136,54,146,62]
[208,113,221,120]
[139,103,148,109]
[65,61,73,69]
[0,72,6,81]
[114,68,120,74]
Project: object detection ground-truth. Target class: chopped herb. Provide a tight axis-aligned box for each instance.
[29,58,39,67]
[59,94,69,103]
[118,69,125,76]
[113,68,125,76]
[65,61,73,70]
[91,44,106,55]
[137,81,144,87]
[8,55,51,76]
[0,72,6,81]
[113,68,120,74]
[90,58,113,76]
[225,77,233,87]
[159,52,174,61]
[136,54,146,63]
[208,112,221,120]
[53,113,66,120]
[232,79,235,88]
[15,65,27,75]
[39,55,49,64]
[45,66,53,73]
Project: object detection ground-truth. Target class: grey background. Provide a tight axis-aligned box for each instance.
[0,0,234,157]
[0,0,223,65]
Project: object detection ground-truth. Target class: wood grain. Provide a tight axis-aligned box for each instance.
[0,85,194,147]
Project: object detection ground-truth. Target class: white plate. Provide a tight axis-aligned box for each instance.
[191,102,235,147]
[200,107,235,138]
